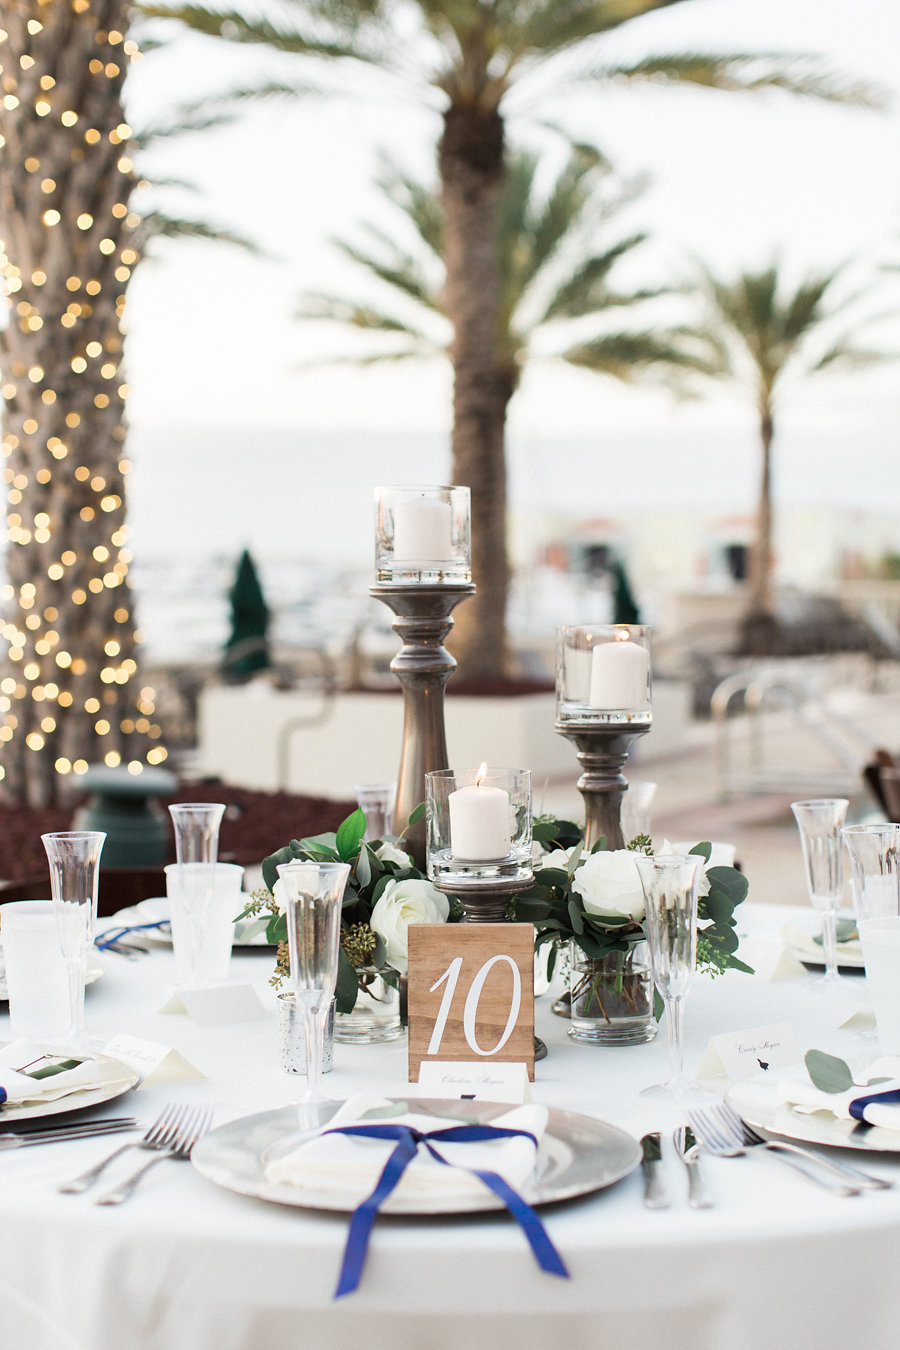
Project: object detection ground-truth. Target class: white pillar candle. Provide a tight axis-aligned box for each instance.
[392,495,453,563]
[449,778,511,861]
[589,636,650,709]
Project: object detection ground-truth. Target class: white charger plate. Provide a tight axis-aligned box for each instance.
[0,1049,140,1124]
[191,1098,642,1215]
[727,1075,900,1154]
[782,920,865,971]
[0,957,104,1003]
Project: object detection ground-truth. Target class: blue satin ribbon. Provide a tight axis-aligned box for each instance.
[94,920,171,950]
[849,1087,900,1122]
[326,1121,570,1298]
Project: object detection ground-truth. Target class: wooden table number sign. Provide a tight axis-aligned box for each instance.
[407,923,535,1083]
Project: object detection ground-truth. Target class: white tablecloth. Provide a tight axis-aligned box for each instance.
[0,903,897,1350]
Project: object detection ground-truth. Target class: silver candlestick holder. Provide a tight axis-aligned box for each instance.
[371,582,475,868]
[555,722,652,850]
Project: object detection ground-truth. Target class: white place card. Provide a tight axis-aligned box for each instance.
[697,1022,803,1083]
[159,983,269,1027]
[102,1033,205,1084]
[416,1060,530,1103]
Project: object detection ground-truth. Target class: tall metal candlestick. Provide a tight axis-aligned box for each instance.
[556,722,652,851]
[371,582,475,868]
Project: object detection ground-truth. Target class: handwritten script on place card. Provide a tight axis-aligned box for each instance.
[407,924,535,1083]
[698,1022,802,1083]
[417,1060,530,1103]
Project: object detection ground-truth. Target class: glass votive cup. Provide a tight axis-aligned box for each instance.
[164,861,244,987]
[354,782,397,840]
[556,624,652,724]
[0,900,72,1040]
[425,766,532,885]
[374,485,471,584]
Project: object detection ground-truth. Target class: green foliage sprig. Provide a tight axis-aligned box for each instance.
[511,815,752,982]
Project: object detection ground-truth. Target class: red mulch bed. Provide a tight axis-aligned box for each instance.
[0,782,357,880]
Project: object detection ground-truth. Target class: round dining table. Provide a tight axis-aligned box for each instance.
[0,901,898,1350]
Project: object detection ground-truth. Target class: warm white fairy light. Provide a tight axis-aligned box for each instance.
[0,11,167,795]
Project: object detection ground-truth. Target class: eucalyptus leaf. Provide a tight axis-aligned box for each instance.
[297,831,339,854]
[706,867,749,905]
[407,802,426,826]
[336,809,367,861]
[336,948,361,1014]
[689,841,712,862]
[805,1048,855,1094]
[355,845,372,888]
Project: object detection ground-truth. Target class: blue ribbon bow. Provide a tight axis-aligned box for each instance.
[849,1087,900,1122]
[325,1121,569,1298]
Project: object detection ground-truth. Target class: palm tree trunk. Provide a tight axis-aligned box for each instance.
[439,103,512,680]
[0,0,154,804]
[740,400,778,655]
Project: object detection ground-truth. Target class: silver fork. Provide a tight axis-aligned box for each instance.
[58,1103,187,1194]
[688,1101,891,1194]
[94,1106,213,1206]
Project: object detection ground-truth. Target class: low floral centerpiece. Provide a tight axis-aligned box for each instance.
[240,805,460,1037]
[512,817,751,1045]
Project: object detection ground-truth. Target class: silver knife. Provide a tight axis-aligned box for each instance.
[640,1132,669,1209]
[673,1125,714,1209]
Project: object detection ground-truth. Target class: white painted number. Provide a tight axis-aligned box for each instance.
[427,954,522,1057]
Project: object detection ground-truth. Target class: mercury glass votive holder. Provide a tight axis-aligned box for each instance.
[425,766,532,886]
[556,625,652,725]
[374,485,471,584]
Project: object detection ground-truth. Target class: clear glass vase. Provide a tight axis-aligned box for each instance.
[334,966,404,1044]
[568,941,657,1045]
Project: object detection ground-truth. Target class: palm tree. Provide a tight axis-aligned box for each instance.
[0,3,251,805]
[684,259,896,649]
[143,0,880,677]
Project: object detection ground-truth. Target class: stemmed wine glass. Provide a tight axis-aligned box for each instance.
[41,831,106,1047]
[168,802,226,988]
[276,860,350,1112]
[634,851,705,1100]
[791,799,849,986]
[841,823,900,923]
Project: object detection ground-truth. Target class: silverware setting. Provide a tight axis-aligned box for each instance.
[94,1105,213,1206]
[59,1102,201,1196]
[640,1131,670,1209]
[687,1100,892,1196]
[673,1125,714,1209]
[0,1118,141,1150]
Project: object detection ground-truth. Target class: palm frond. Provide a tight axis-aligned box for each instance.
[562,327,726,383]
[539,235,651,322]
[295,294,442,345]
[139,213,259,252]
[138,4,386,63]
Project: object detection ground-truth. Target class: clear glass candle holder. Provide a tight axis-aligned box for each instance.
[556,625,652,725]
[374,485,471,584]
[425,765,532,885]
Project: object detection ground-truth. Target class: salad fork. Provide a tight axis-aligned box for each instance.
[94,1106,213,1205]
[58,1102,188,1194]
[688,1101,890,1193]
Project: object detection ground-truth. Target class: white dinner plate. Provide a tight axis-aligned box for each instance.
[191,1098,642,1215]
[130,899,273,949]
[0,957,104,1003]
[782,920,865,971]
[0,1050,140,1124]
[727,1075,900,1154]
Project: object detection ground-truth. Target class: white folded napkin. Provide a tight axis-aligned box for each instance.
[778,1056,900,1129]
[0,1040,101,1106]
[265,1094,548,1207]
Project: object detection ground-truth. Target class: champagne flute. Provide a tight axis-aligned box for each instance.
[634,852,705,1100]
[41,831,106,1047]
[276,860,350,1111]
[841,823,900,923]
[168,803,225,988]
[791,799,849,986]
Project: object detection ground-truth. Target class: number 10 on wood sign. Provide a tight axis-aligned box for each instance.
[407,924,536,1082]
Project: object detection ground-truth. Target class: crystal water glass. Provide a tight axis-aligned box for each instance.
[841,823,900,923]
[168,802,226,988]
[41,831,106,1046]
[634,852,705,1099]
[354,782,396,841]
[791,799,849,985]
[276,860,350,1107]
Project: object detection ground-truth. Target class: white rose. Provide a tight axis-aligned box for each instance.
[374,840,414,869]
[369,877,450,974]
[537,847,574,873]
[271,877,287,913]
[571,849,645,921]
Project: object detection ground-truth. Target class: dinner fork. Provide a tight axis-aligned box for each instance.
[58,1102,188,1194]
[94,1106,213,1206]
[688,1101,891,1194]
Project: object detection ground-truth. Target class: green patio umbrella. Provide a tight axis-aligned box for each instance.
[223,548,271,681]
